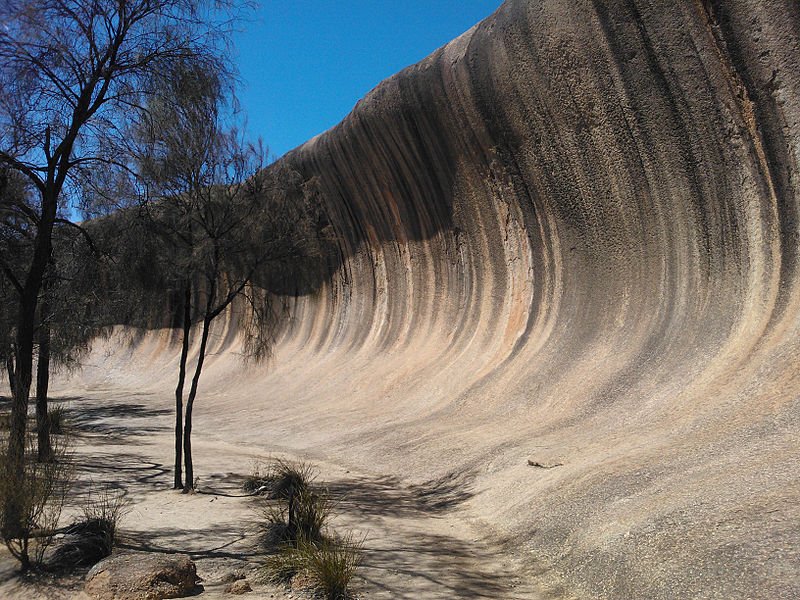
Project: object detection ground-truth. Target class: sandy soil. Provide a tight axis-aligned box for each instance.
[0,390,571,599]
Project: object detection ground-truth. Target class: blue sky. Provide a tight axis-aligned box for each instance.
[232,1,501,160]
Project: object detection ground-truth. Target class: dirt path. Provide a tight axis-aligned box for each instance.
[0,391,568,599]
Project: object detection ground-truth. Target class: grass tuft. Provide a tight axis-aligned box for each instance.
[263,534,363,599]
[243,461,274,495]
[255,459,363,599]
[52,486,129,567]
[48,405,67,435]
[255,459,328,546]
[305,534,364,600]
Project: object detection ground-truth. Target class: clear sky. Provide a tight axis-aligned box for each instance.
[232,1,501,160]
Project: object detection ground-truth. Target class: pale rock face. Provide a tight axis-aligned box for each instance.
[77,1,800,598]
[272,3,800,594]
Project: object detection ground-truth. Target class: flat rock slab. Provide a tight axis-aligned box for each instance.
[85,552,201,600]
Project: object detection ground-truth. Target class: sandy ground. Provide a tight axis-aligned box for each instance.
[0,390,571,599]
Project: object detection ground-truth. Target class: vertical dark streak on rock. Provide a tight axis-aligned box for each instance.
[700,0,800,325]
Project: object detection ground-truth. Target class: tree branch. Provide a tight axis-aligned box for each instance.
[0,152,46,194]
[54,218,97,254]
[0,260,24,296]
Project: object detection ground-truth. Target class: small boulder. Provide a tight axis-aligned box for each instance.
[225,579,252,594]
[85,552,201,600]
[220,570,246,583]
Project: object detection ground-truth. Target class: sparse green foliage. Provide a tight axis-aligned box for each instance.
[263,535,364,599]
[134,55,315,491]
[256,460,363,599]
[0,436,74,570]
[304,534,364,600]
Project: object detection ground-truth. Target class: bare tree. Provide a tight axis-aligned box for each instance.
[0,0,247,540]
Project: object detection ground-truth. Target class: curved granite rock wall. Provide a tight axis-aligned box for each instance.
[274,0,800,596]
[78,0,800,597]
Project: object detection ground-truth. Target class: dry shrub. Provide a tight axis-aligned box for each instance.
[52,486,129,567]
[304,534,364,600]
[48,405,67,435]
[263,534,363,599]
[0,436,74,570]
[243,460,275,495]
[256,460,329,547]
[256,459,363,599]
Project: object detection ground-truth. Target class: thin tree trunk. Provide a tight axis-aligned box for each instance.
[9,290,38,493]
[183,314,212,492]
[5,354,14,396]
[174,283,192,489]
[35,319,52,463]
[4,194,56,544]
[36,273,52,463]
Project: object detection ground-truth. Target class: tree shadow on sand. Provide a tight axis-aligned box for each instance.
[324,470,475,518]
[357,531,530,600]
[115,522,260,563]
[64,399,170,440]
[6,392,566,599]
[288,470,558,599]
[70,450,172,499]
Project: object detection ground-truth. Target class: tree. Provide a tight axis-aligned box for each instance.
[33,222,104,462]
[0,0,245,540]
[0,168,30,397]
[135,57,316,491]
[2,166,106,462]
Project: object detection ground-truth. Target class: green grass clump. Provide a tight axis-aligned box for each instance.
[263,539,309,583]
[255,459,363,599]
[263,535,363,599]
[305,534,364,599]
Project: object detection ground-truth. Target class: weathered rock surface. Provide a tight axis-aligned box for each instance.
[225,579,252,595]
[85,553,200,600]
[75,0,799,598]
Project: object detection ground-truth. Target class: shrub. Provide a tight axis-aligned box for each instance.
[270,460,315,500]
[255,459,363,599]
[0,437,74,570]
[263,534,364,599]
[53,487,129,567]
[292,487,330,543]
[243,461,274,495]
[304,534,364,600]
[256,460,328,546]
[48,405,67,435]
